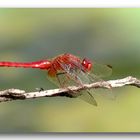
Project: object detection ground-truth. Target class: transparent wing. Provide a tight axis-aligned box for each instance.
[91,88,116,100]
[46,70,76,88]
[46,59,114,105]
[46,68,98,106]
[91,62,112,78]
[57,59,115,100]
[87,62,115,99]
[56,59,91,85]
[77,56,112,79]
[82,62,113,85]
[78,90,97,106]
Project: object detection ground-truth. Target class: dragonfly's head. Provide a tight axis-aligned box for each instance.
[81,58,92,72]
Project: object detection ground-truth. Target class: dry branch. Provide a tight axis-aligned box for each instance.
[0,76,139,103]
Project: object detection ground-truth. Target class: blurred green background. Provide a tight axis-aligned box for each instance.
[0,8,139,132]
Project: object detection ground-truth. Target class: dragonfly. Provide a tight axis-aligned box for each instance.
[0,53,112,106]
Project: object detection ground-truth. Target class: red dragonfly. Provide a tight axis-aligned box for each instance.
[0,53,112,106]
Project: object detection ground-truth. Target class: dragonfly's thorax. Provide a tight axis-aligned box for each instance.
[48,53,82,77]
[47,53,93,80]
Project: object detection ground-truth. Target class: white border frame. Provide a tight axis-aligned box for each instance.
[0,0,140,7]
[0,1,139,139]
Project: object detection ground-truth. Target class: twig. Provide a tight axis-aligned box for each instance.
[0,76,139,103]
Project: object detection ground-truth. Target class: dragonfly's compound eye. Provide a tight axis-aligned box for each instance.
[82,58,92,71]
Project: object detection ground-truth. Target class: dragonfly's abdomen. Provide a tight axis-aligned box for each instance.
[0,60,51,70]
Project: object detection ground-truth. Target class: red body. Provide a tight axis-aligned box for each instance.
[0,53,113,106]
[0,60,51,69]
[0,53,92,77]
